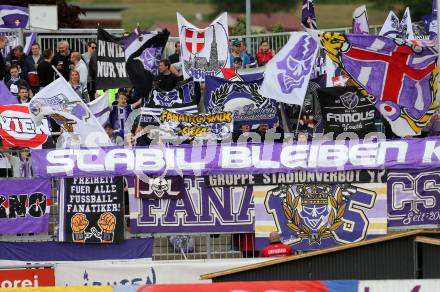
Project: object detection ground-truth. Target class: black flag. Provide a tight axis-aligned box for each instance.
[318,86,376,138]
[123,29,170,99]
[96,28,131,90]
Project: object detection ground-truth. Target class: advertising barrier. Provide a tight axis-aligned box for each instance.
[0,268,54,288]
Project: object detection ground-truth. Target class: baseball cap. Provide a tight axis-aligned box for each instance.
[232,39,241,46]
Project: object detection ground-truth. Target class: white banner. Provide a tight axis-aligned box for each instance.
[359,279,440,291]
[54,259,267,286]
[177,12,230,81]
[29,78,111,147]
[260,32,318,105]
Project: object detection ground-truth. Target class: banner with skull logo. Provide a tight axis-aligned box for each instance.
[128,176,254,233]
[205,76,279,133]
[259,32,319,105]
[58,176,124,243]
[318,86,376,139]
[178,12,230,81]
[142,78,200,116]
[254,182,387,251]
[135,176,184,199]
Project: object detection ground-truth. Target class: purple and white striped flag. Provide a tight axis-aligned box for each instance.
[301,0,317,29]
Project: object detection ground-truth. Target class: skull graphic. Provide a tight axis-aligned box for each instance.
[297,185,331,233]
[276,35,317,93]
[340,92,359,110]
[138,47,162,74]
[153,90,182,107]
[151,177,169,198]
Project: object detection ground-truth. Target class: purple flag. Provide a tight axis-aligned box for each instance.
[24,32,37,55]
[0,80,18,105]
[0,5,28,28]
[0,178,51,234]
[320,32,438,137]
[430,0,438,40]
[302,0,317,29]
[388,170,440,229]
[129,176,254,233]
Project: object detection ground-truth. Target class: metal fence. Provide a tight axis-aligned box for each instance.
[1,25,383,57]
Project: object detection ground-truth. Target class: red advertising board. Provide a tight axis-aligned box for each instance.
[137,281,331,292]
[0,268,55,288]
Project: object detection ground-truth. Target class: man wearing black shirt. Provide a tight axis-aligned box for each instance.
[38,49,55,88]
[0,36,7,81]
[155,59,177,91]
[168,42,181,64]
[51,41,71,80]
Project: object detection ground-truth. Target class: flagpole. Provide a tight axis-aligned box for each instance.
[245,0,251,53]
[51,65,65,81]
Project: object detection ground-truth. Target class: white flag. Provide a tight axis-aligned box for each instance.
[259,32,318,105]
[379,11,400,37]
[352,5,369,34]
[401,7,414,40]
[177,12,230,81]
[29,78,111,147]
[379,8,414,39]
[88,93,110,126]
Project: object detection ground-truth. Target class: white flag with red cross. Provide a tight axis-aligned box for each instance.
[177,12,230,82]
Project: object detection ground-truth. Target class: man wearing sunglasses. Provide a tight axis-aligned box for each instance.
[81,40,97,66]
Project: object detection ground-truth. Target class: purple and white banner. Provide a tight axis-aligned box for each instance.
[388,170,440,228]
[129,176,254,233]
[255,182,387,251]
[30,137,440,178]
[0,178,51,234]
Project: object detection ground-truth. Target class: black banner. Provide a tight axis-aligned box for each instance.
[318,86,376,138]
[61,176,124,243]
[205,170,386,187]
[135,176,185,199]
[96,28,132,90]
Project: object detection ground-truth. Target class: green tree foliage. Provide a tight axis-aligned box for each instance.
[270,23,285,33]
[231,16,246,36]
[2,0,84,28]
[210,0,296,13]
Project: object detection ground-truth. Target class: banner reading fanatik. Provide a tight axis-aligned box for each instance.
[129,177,254,233]
[159,110,233,141]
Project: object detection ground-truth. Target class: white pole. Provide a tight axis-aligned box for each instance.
[245,0,251,53]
